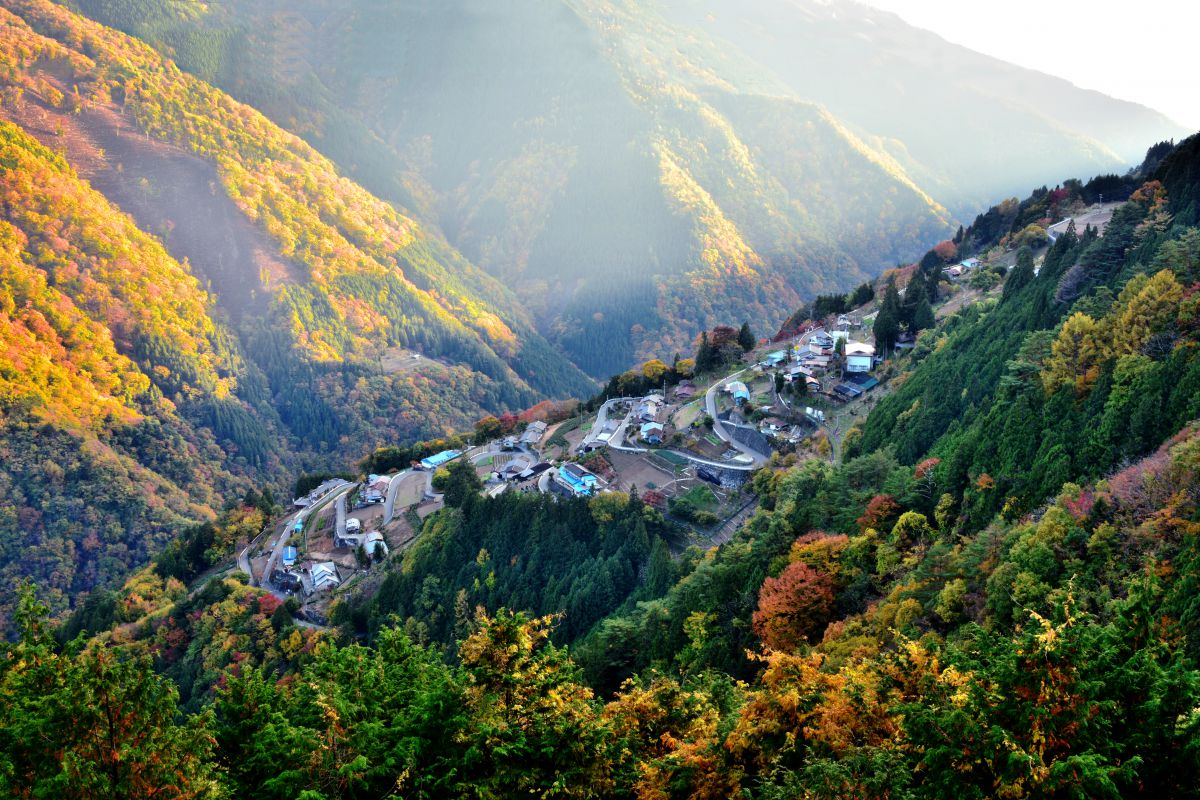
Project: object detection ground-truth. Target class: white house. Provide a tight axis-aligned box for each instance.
[844,342,875,373]
[311,562,341,592]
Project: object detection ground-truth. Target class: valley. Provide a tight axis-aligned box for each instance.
[1,1,1199,797]
[66,0,1184,377]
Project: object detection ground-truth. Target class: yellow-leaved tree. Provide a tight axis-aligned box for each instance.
[1113,269,1183,355]
[1042,312,1110,395]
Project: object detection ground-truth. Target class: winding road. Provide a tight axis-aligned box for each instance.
[384,470,439,523]
[258,481,354,591]
[702,368,770,466]
[583,397,637,449]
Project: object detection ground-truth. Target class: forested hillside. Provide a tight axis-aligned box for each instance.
[64,0,1185,376]
[0,116,260,624]
[7,135,1200,798]
[334,461,682,646]
[64,0,951,375]
[0,0,592,621]
[854,135,1200,527]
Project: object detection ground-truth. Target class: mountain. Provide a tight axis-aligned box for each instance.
[652,0,1188,213]
[7,134,1200,799]
[0,0,594,619]
[64,0,1186,377]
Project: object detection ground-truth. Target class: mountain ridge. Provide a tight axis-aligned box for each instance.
[0,0,594,620]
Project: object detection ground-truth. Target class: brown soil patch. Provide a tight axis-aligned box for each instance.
[1,80,302,321]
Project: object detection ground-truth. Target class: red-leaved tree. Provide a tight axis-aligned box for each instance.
[752,562,836,651]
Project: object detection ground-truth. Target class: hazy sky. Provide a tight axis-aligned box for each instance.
[858,0,1200,130]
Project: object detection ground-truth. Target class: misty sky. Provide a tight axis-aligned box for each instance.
[859,0,1200,130]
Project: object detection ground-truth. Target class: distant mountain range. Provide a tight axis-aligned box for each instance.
[64,0,1187,376]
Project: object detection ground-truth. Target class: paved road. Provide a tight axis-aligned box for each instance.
[335,492,348,540]
[702,368,771,465]
[664,448,755,471]
[383,469,412,525]
[259,481,353,591]
[708,328,827,464]
[582,397,636,448]
[237,539,257,585]
[609,405,636,449]
[703,375,732,443]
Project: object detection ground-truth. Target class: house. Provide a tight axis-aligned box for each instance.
[419,449,462,470]
[761,417,789,434]
[801,355,833,375]
[785,364,821,391]
[959,257,981,270]
[635,398,662,422]
[725,381,751,405]
[502,460,530,481]
[727,423,773,458]
[764,349,788,367]
[292,478,343,508]
[785,363,812,379]
[640,421,665,444]
[846,373,880,391]
[311,562,341,592]
[362,531,388,558]
[282,546,298,568]
[520,420,548,445]
[673,381,698,400]
[553,462,599,497]
[947,265,964,279]
[836,314,857,329]
[844,342,875,373]
[337,517,362,548]
[270,570,301,594]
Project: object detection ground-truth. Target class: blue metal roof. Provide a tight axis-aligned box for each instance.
[420,449,462,469]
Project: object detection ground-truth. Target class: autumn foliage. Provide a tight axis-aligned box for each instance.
[752,561,836,650]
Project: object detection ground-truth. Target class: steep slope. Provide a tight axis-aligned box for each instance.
[0,118,262,622]
[654,0,1189,215]
[14,138,1200,800]
[66,0,957,376]
[66,0,1186,378]
[0,0,593,619]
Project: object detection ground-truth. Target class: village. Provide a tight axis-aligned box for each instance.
[235,242,1063,624]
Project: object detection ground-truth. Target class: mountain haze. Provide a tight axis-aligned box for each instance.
[655,0,1187,212]
[67,0,1186,376]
